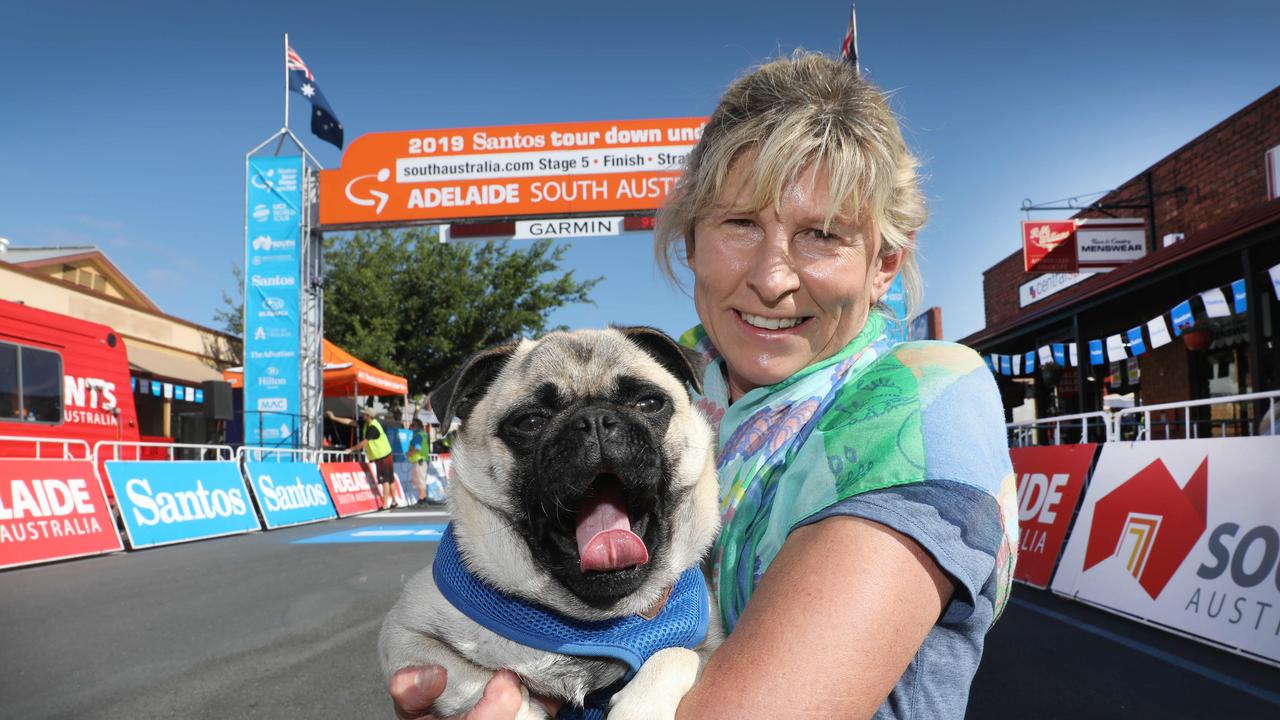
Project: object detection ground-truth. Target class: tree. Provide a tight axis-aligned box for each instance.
[323,227,600,393]
[207,263,244,368]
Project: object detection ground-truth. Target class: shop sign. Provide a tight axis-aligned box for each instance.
[1076,219,1146,268]
[1023,218,1146,274]
[1022,220,1078,273]
[244,461,337,529]
[1266,144,1280,201]
[1019,271,1095,308]
[1011,445,1098,588]
[1051,437,1280,664]
[105,461,261,549]
[0,460,123,569]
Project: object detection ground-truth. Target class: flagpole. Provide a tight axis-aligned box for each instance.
[283,33,290,131]
[849,5,860,78]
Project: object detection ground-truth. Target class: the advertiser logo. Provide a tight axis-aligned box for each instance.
[1083,457,1208,599]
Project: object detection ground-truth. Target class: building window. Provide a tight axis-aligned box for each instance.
[0,341,64,424]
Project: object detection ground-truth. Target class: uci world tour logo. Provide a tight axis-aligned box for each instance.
[1083,457,1209,599]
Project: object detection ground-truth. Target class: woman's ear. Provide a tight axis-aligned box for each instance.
[871,233,913,303]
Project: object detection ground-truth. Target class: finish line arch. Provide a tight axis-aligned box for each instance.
[315,116,707,236]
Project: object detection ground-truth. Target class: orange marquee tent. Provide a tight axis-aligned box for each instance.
[222,339,409,397]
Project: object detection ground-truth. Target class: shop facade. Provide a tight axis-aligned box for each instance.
[961,86,1280,440]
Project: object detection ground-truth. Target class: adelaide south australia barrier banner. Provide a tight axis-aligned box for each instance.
[105,461,261,549]
[318,462,381,517]
[1,460,123,570]
[317,118,706,227]
[1051,437,1280,665]
[1011,444,1098,588]
[244,461,337,529]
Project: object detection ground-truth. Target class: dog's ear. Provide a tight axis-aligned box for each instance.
[617,326,704,396]
[432,341,520,429]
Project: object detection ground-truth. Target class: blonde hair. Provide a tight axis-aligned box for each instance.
[655,51,926,319]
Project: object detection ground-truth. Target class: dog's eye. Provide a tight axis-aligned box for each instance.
[512,413,548,433]
[634,396,664,413]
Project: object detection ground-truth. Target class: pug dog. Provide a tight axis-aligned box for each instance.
[379,327,723,720]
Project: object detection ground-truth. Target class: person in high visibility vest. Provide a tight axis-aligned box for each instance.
[327,406,398,510]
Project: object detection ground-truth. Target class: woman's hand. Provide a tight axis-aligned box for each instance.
[388,666,562,720]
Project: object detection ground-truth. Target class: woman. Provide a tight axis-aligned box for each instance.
[391,51,1017,719]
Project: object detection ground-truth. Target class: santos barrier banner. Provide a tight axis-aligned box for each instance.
[1051,437,1280,665]
[1,460,123,570]
[1011,444,1098,588]
[105,461,261,549]
[243,461,337,529]
[318,462,380,517]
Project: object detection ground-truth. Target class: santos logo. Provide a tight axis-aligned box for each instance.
[251,274,296,288]
[1083,457,1208,599]
[259,475,330,512]
[126,478,248,526]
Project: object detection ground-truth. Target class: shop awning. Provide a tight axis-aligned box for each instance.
[128,344,225,384]
[222,339,408,397]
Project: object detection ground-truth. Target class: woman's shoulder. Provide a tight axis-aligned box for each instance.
[835,339,990,410]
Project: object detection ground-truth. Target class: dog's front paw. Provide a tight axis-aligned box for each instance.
[608,647,701,720]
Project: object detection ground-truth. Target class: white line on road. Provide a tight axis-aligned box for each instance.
[355,511,451,519]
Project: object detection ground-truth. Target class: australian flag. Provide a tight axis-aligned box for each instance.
[287,45,343,149]
[840,4,860,77]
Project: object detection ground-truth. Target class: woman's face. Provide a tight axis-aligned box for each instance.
[688,156,902,401]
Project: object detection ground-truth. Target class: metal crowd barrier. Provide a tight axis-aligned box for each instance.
[92,440,234,464]
[1114,389,1280,441]
[1007,389,1280,446]
[235,446,325,464]
[1006,412,1113,448]
[0,434,91,460]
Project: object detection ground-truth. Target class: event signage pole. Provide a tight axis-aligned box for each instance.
[244,154,304,448]
[283,33,290,131]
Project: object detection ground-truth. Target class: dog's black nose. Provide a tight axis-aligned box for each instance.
[573,407,620,443]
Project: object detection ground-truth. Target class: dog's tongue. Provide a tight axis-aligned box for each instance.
[575,481,648,573]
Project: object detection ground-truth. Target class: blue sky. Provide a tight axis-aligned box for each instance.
[2,0,1277,343]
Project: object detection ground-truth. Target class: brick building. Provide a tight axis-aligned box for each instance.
[960,86,1280,437]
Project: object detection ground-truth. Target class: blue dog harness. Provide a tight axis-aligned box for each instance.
[433,524,710,720]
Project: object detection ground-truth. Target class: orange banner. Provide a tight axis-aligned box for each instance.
[318,117,706,227]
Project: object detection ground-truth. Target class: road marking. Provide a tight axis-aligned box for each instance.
[293,524,447,544]
[355,510,451,519]
[1011,597,1280,707]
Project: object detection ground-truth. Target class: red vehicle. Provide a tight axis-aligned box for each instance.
[0,299,141,464]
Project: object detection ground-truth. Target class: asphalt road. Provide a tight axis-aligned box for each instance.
[2,511,1276,719]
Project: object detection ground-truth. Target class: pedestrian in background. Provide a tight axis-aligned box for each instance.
[407,418,430,506]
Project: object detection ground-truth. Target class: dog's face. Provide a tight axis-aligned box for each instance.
[433,327,719,619]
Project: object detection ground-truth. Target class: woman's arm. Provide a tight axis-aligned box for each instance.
[676,515,954,719]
